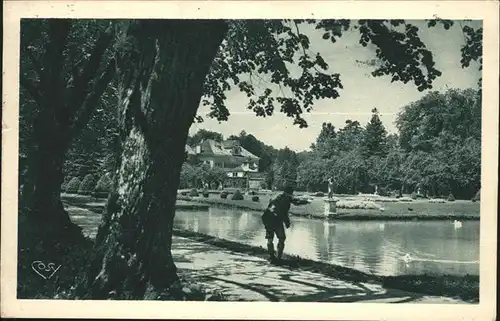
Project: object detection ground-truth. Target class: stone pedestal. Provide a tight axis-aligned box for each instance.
[324,199,338,218]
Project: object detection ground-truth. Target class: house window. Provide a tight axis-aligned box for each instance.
[232,146,242,155]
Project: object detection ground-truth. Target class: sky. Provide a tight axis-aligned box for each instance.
[189,20,482,152]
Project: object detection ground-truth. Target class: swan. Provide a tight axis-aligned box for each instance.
[453,220,463,228]
[403,253,412,263]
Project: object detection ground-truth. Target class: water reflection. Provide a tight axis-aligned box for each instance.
[173,207,480,276]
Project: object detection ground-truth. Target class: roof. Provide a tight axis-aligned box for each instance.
[185,145,196,155]
[222,139,239,149]
[201,140,231,156]
[224,165,247,173]
[194,139,260,160]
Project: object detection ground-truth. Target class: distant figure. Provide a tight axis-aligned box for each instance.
[327,177,334,199]
[261,186,309,263]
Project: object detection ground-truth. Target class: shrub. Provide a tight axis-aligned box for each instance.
[65,177,82,194]
[411,192,425,200]
[447,193,455,202]
[251,195,260,202]
[472,190,480,202]
[337,200,383,210]
[61,176,74,191]
[202,189,209,198]
[180,191,188,196]
[231,190,244,201]
[93,174,112,198]
[78,174,98,195]
[313,192,325,197]
[220,191,228,199]
[377,187,390,197]
[189,188,199,197]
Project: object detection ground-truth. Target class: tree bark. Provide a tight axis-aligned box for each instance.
[27,107,84,237]
[86,20,228,300]
[20,20,115,238]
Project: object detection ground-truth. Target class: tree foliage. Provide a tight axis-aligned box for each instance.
[186,129,223,146]
[272,147,299,190]
[19,19,117,232]
[363,108,388,157]
[199,19,453,128]
[229,130,278,172]
[298,88,481,198]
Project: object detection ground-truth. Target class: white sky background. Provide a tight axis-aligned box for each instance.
[189,20,482,152]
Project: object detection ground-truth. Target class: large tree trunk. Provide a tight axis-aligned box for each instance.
[27,108,83,237]
[86,20,228,300]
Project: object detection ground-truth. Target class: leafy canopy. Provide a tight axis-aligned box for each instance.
[200,19,472,128]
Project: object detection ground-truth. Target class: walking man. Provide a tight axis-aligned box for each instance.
[261,185,309,263]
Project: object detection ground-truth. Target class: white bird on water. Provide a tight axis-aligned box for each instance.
[453,220,463,229]
[403,253,412,263]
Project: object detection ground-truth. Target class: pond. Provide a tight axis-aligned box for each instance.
[173,207,480,277]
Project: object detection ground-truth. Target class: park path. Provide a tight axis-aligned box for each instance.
[172,236,464,303]
[64,197,465,303]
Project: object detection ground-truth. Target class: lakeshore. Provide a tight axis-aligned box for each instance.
[176,191,480,221]
[173,229,479,303]
[62,191,480,222]
[38,195,479,303]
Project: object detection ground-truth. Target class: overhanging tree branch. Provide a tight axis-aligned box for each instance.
[42,19,72,106]
[21,45,44,80]
[71,27,114,115]
[71,59,116,138]
[20,74,42,106]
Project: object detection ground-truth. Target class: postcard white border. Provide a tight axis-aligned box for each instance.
[2,1,498,320]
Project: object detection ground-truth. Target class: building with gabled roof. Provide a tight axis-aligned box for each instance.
[185,139,265,189]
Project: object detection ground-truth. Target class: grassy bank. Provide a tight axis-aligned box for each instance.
[177,195,480,221]
[62,193,209,213]
[172,228,479,303]
[62,193,479,221]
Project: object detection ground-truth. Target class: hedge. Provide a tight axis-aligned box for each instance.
[231,190,244,201]
[61,176,74,191]
[93,174,112,198]
[65,177,82,194]
[78,174,99,195]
